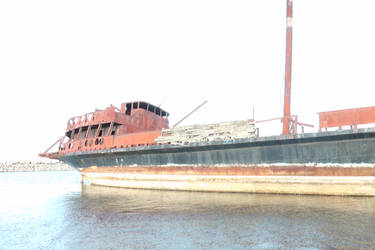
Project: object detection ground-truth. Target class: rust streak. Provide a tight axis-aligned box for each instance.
[81,165,375,177]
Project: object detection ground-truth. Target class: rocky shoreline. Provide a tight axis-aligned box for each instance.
[0,161,74,172]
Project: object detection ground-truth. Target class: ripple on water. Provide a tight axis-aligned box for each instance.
[0,171,375,249]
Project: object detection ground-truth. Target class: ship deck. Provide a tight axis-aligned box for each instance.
[59,127,375,168]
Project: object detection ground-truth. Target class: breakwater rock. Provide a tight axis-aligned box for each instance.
[0,161,74,172]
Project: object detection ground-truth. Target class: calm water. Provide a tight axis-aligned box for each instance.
[0,172,375,249]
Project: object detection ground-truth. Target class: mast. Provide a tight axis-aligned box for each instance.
[282,0,293,135]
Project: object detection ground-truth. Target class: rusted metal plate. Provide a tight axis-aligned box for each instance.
[81,165,375,177]
[59,128,375,169]
[282,0,294,135]
[56,101,169,154]
[81,170,375,196]
[319,106,375,131]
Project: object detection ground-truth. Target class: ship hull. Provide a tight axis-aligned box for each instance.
[59,128,375,196]
[81,171,375,196]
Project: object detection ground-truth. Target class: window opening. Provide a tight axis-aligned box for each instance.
[66,130,72,139]
[140,102,148,110]
[89,125,98,138]
[148,105,155,113]
[73,129,80,140]
[80,127,88,139]
[125,103,132,115]
[100,123,110,136]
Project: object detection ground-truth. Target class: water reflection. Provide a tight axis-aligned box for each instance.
[81,184,375,215]
[76,184,375,249]
[1,172,375,249]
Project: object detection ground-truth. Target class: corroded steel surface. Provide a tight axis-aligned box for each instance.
[319,106,375,131]
[67,102,169,132]
[53,101,169,155]
[81,171,375,196]
[81,165,375,177]
[59,128,375,169]
[282,0,293,135]
[60,130,162,154]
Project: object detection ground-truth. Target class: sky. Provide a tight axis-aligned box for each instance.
[0,0,374,161]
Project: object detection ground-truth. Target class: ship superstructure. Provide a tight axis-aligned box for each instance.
[41,101,169,159]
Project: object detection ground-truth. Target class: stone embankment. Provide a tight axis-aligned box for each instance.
[0,161,74,172]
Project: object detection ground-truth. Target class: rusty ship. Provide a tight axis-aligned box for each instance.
[40,0,375,195]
